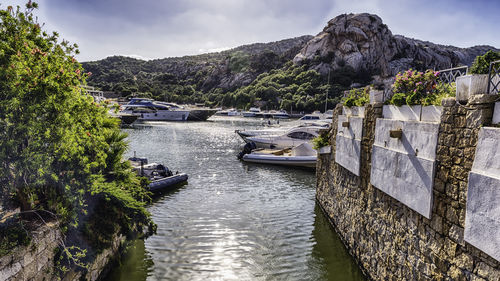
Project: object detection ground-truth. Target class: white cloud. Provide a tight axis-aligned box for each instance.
[1,0,498,62]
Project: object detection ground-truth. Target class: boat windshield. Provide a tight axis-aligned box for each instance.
[287,131,316,140]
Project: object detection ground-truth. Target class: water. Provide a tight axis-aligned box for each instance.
[105,117,365,281]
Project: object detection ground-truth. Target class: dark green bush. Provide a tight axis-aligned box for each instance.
[470,50,500,75]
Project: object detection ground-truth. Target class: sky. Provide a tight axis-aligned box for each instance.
[1,0,499,62]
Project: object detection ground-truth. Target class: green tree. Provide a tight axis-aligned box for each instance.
[0,1,153,265]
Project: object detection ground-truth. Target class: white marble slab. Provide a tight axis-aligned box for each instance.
[382,105,442,122]
[335,115,363,176]
[465,127,500,261]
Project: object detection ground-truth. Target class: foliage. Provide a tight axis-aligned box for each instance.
[228,51,250,73]
[0,218,31,256]
[0,2,153,269]
[312,130,330,150]
[220,62,364,112]
[342,87,369,107]
[81,38,309,107]
[388,69,451,106]
[433,82,456,106]
[470,50,500,75]
[81,38,372,112]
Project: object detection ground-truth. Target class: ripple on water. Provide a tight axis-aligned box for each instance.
[105,119,364,281]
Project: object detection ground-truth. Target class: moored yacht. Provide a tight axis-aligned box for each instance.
[235,122,329,143]
[238,142,317,168]
[242,107,261,117]
[121,98,190,121]
[155,101,217,121]
[245,126,321,149]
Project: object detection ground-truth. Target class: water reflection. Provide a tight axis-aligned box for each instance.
[311,205,365,281]
[104,118,364,281]
[105,239,153,281]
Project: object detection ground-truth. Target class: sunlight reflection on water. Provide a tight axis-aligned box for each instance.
[104,117,364,281]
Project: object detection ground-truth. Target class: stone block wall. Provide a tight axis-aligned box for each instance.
[0,222,61,281]
[0,222,126,281]
[316,97,500,280]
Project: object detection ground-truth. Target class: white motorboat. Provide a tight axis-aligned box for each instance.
[121,98,190,121]
[227,109,240,116]
[299,110,333,122]
[235,122,329,143]
[255,110,290,119]
[271,110,290,119]
[245,126,321,149]
[299,114,322,121]
[156,102,217,121]
[216,108,240,116]
[239,142,317,168]
[242,107,261,117]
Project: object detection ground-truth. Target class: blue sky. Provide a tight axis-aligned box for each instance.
[2,0,499,61]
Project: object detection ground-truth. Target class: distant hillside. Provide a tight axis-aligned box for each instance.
[82,36,313,99]
[82,13,498,111]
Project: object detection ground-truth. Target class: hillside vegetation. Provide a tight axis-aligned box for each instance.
[83,13,498,112]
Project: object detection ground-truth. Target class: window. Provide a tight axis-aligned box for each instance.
[287,131,316,140]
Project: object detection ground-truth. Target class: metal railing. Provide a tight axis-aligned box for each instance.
[436,65,468,85]
[487,60,500,95]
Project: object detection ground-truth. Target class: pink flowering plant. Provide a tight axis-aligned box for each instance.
[389,69,452,106]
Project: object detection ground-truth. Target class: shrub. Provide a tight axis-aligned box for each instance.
[388,69,452,106]
[470,50,500,75]
[312,130,330,149]
[342,87,369,107]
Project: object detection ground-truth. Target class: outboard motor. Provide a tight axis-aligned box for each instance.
[155,164,173,177]
[237,141,257,159]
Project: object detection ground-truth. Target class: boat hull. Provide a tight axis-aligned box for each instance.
[242,112,257,117]
[118,114,139,125]
[246,139,312,149]
[187,109,217,121]
[123,110,190,121]
[242,154,316,168]
[148,173,188,192]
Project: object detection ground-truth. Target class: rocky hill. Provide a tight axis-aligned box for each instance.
[293,13,496,78]
[82,13,498,110]
[82,35,313,93]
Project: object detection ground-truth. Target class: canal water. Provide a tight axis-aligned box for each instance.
[105,117,364,281]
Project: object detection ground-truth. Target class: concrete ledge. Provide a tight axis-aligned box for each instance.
[468,94,499,105]
[342,106,365,117]
[456,74,489,101]
[318,146,331,154]
[383,105,442,122]
[370,145,435,218]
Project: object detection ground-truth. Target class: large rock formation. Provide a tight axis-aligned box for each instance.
[293,13,497,77]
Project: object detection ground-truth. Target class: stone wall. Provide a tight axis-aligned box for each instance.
[0,222,61,281]
[317,96,500,280]
[0,222,126,281]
